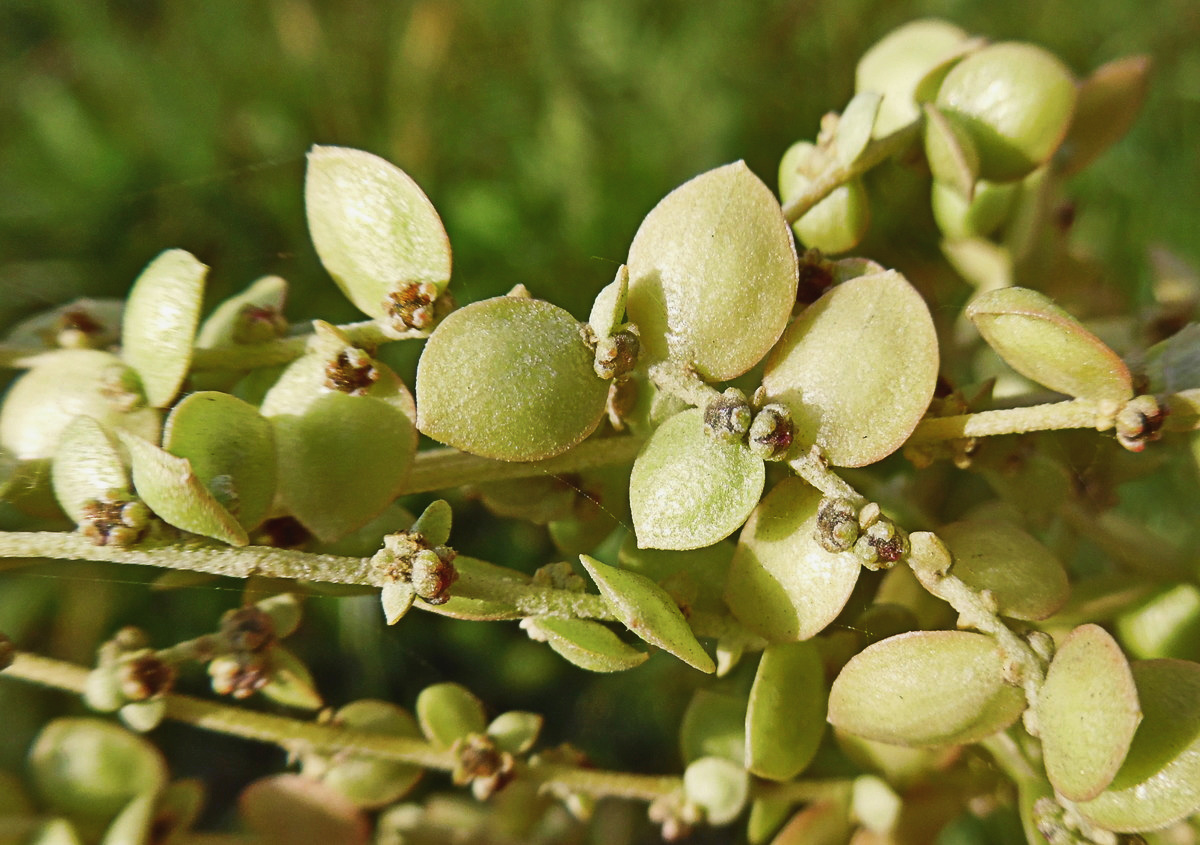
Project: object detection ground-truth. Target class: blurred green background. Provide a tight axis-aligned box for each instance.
[2,0,1199,834]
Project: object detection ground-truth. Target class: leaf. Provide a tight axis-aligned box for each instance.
[1116,583,1200,660]
[411,499,452,547]
[588,264,629,339]
[487,711,543,755]
[259,646,323,710]
[724,478,861,642]
[380,581,415,625]
[417,556,526,622]
[118,699,166,733]
[121,249,207,408]
[240,775,369,845]
[938,519,1069,621]
[579,554,715,673]
[1037,624,1141,801]
[196,275,289,348]
[619,533,734,616]
[305,146,451,324]
[118,431,248,546]
[941,237,1013,291]
[828,630,1027,747]
[747,640,826,781]
[835,92,882,167]
[762,270,939,467]
[415,296,609,462]
[1077,659,1200,832]
[625,161,798,381]
[680,689,747,765]
[51,416,128,524]
[163,391,277,531]
[526,616,649,673]
[415,683,487,749]
[965,286,1133,403]
[1059,55,1152,178]
[923,104,978,199]
[629,408,764,551]
[302,700,423,809]
[767,800,852,845]
[683,757,750,826]
[99,791,156,845]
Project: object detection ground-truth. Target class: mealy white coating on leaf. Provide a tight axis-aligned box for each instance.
[626,161,798,381]
[305,145,451,321]
[724,477,860,642]
[51,416,129,524]
[762,270,939,467]
[630,408,764,551]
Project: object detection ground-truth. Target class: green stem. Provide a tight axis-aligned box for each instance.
[781,121,922,224]
[647,362,722,409]
[907,398,1107,444]
[787,449,866,505]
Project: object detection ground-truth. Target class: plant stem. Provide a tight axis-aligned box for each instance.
[907,398,1107,444]
[788,449,866,505]
[781,121,922,223]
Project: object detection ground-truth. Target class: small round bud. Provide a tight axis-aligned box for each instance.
[113,626,150,652]
[747,403,794,460]
[854,518,910,570]
[220,605,276,654]
[410,548,458,605]
[117,652,177,701]
[208,654,269,699]
[385,281,440,331]
[119,500,151,529]
[816,497,861,553]
[533,561,587,592]
[1114,395,1165,453]
[593,329,640,380]
[703,388,753,443]
[80,492,152,547]
[452,733,515,800]
[324,347,379,395]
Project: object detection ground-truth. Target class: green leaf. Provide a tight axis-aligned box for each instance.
[487,711,543,755]
[27,820,84,845]
[619,533,734,616]
[1116,583,1200,660]
[724,478,861,642]
[680,689,747,765]
[779,143,871,255]
[417,556,526,622]
[966,287,1133,402]
[767,800,853,845]
[589,264,629,340]
[163,392,276,531]
[762,270,939,467]
[302,700,423,809]
[380,581,415,625]
[121,249,207,408]
[118,699,166,733]
[941,237,1013,291]
[835,92,882,167]
[923,104,979,199]
[932,179,1018,241]
[118,431,248,546]
[51,416,128,524]
[239,774,369,845]
[828,630,1027,747]
[1059,55,1152,178]
[629,408,764,551]
[415,296,609,462]
[938,519,1069,621]
[579,554,715,673]
[196,275,288,348]
[747,640,826,781]
[259,646,323,710]
[415,683,487,749]
[626,161,798,381]
[526,616,649,673]
[305,145,451,325]
[411,499,452,547]
[683,756,750,826]
[1037,624,1141,801]
[99,791,156,845]
[1077,659,1200,832]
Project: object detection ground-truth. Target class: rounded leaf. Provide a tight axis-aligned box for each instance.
[579,554,714,673]
[526,616,649,673]
[856,19,973,136]
[164,392,276,531]
[1037,624,1141,801]
[99,791,156,845]
[835,92,883,167]
[931,179,1017,241]
[922,104,979,198]
[938,519,1069,621]
[305,145,451,323]
[779,143,870,255]
[966,286,1133,402]
[1117,583,1200,660]
[724,477,861,642]
[29,718,167,826]
[261,353,417,542]
[625,161,798,381]
[684,756,750,826]
[51,416,128,524]
[416,296,608,462]
[1077,659,1200,832]
[415,683,487,749]
[629,408,764,551]
[747,640,826,780]
[762,270,939,467]
[259,645,323,710]
[828,630,1027,747]
[303,700,423,808]
[680,690,746,765]
[487,711,543,755]
[121,249,207,408]
[936,42,1077,182]
[240,774,369,845]
[196,275,289,348]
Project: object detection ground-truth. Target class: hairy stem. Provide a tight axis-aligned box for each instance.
[907,398,1108,444]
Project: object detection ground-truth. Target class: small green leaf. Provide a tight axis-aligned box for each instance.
[1059,55,1152,178]
[1116,583,1200,660]
[99,791,156,845]
[835,92,883,167]
[851,775,901,834]
[302,700,423,809]
[680,689,747,765]
[941,237,1013,291]
[762,270,939,467]
[196,275,289,348]
[923,104,979,199]
[625,161,798,381]
[380,581,416,625]
[828,630,1027,747]
[163,392,276,531]
[683,756,750,826]
[724,478,861,642]
[619,533,734,616]
[579,554,715,673]
[767,800,853,845]
[415,296,608,462]
[305,146,451,325]
[938,519,1069,621]
[747,640,826,781]
[779,143,871,255]
[259,646,323,711]
[27,819,85,845]
[932,179,1017,241]
[966,287,1133,402]
[415,683,487,749]
[487,711,543,755]
[51,416,128,524]
[411,499,452,547]
[1037,624,1141,801]
[118,699,166,733]
[629,408,764,551]
[528,616,649,672]
[1077,659,1200,832]
[239,774,369,845]
[589,264,630,340]
[121,249,207,408]
[118,431,248,546]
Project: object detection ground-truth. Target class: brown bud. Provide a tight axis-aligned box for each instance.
[220,605,276,654]
[117,652,177,701]
[385,281,440,331]
[324,347,379,395]
[452,734,515,799]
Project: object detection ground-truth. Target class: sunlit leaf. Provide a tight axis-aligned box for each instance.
[526,616,649,673]
[746,640,826,780]
[51,416,128,524]
[415,683,487,749]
